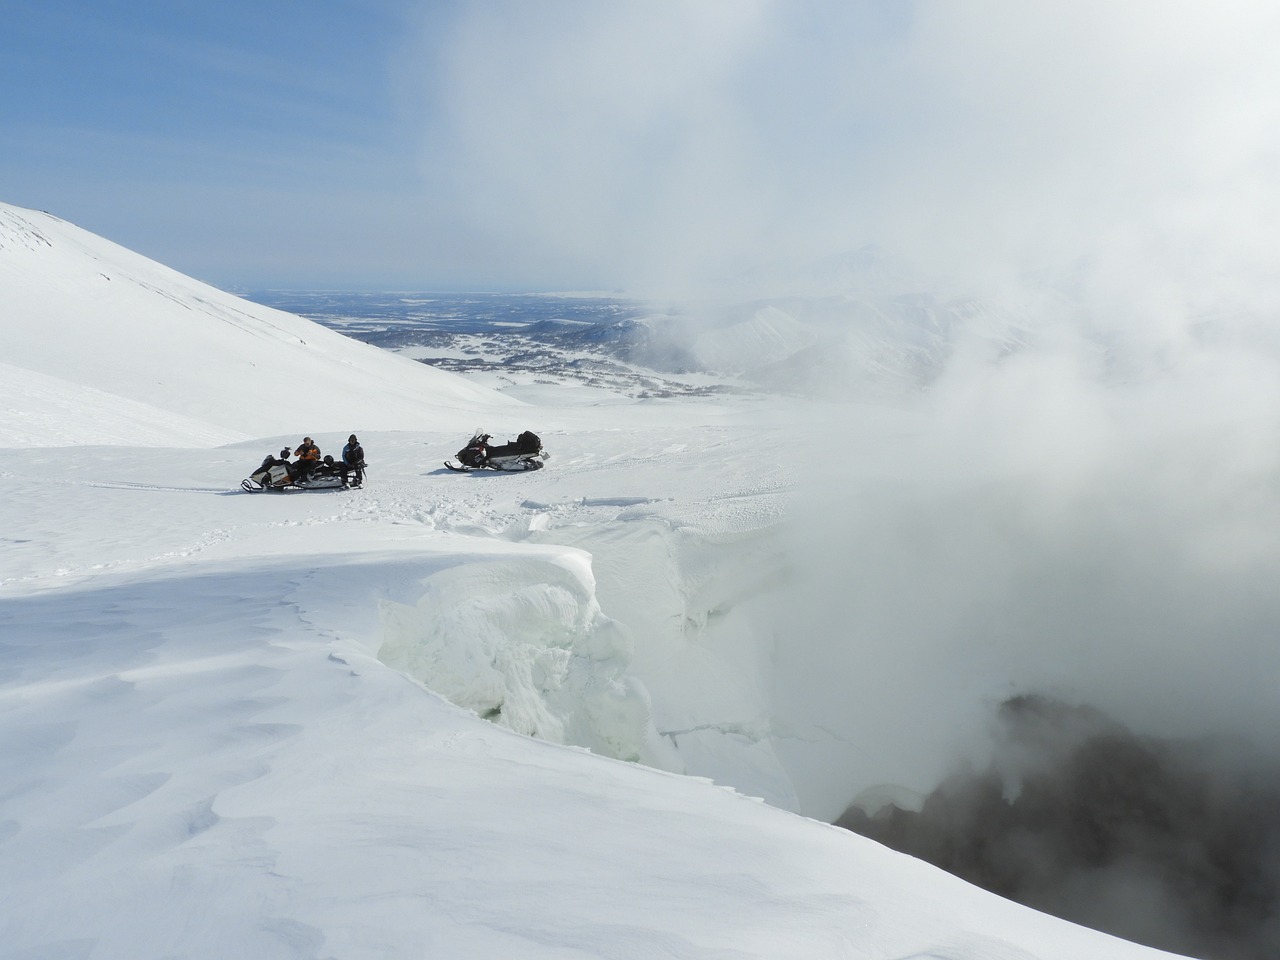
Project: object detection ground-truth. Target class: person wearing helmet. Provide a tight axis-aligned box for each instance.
[342,434,365,487]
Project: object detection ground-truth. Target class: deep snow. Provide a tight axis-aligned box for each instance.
[0,202,1191,959]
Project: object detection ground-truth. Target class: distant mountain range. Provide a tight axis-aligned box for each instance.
[246,280,1038,403]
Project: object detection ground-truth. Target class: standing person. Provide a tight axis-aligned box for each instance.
[342,434,365,487]
[293,436,321,480]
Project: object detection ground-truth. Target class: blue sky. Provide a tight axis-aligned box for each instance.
[4,0,442,288]
[4,2,1278,295]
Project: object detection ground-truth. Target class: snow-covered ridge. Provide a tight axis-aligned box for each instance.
[0,202,514,445]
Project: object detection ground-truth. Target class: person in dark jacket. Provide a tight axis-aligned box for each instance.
[342,434,365,487]
[293,437,321,480]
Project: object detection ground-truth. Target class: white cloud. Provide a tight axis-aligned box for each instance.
[411,0,774,291]
[410,0,1280,298]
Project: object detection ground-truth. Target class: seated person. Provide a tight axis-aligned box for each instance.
[293,437,321,480]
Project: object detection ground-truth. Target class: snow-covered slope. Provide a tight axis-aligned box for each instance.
[0,203,515,444]
[0,205,1190,959]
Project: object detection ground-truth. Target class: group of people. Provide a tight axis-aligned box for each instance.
[259,433,365,487]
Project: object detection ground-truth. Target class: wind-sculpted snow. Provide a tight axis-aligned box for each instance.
[379,550,679,770]
[522,514,801,811]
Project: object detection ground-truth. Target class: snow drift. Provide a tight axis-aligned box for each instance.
[379,547,679,770]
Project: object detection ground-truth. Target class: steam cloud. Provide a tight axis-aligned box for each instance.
[416,1,1280,297]
[769,305,1280,954]
[416,2,1280,953]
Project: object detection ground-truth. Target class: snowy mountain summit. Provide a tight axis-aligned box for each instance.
[0,201,1190,959]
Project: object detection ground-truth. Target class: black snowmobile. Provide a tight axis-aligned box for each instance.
[241,453,359,492]
[445,430,548,472]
